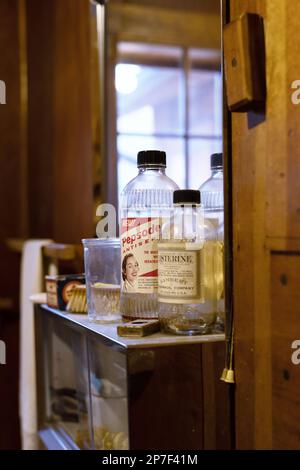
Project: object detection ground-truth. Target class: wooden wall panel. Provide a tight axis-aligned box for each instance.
[230,0,300,449]
[231,0,300,242]
[0,314,21,449]
[230,0,270,450]
[0,0,23,450]
[26,0,54,238]
[265,1,288,240]
[202,342,233,449]
[0,0,26,306]
[108,3,221,49]
[110,0,220,15]
[285,5,300,240]
[271,253,300,449]
[52,0,94,243]
[128,342,232,450]
[0,0,96,449]
[265,3,300,240]
[26,0,94,243]
[128,345,203,450]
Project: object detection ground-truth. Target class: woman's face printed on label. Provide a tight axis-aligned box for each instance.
[125,255,139,282]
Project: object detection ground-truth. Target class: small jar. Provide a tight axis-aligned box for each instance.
[82,238,121,323]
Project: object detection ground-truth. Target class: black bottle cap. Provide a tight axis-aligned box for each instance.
[137,150,166,168]
[211,153,223,170]
[173,190,201,205]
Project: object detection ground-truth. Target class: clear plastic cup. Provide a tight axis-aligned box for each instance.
[82,238,121,323]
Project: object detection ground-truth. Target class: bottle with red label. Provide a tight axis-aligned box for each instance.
[120,150,179,320]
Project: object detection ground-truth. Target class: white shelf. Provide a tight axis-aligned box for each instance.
[40,305,225,349]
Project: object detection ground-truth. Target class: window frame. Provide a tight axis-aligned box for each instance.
[113,43,222,195]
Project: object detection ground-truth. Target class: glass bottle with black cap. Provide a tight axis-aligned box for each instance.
[158,190,216,335]
[120,150,179,320]
[199,153,224,227]
[200,153,224,331]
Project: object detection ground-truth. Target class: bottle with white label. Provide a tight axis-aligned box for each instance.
[158,190,216,335]
[120,150,179,320]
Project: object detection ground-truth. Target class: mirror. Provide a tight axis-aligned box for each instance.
[89,0,226,341]
[90,0,222,208]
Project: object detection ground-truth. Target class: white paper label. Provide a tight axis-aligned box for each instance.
[121,217,160,294]
[158,245,203,304]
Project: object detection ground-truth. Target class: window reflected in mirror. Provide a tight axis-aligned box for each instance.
[115,42,222,193]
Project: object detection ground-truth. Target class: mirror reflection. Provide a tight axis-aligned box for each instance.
[90,0,222,206]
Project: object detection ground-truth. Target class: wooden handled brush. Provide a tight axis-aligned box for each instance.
[66,285,87,314]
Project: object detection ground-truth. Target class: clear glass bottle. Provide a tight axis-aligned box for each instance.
[199,153,224,227]
[158,190,217,335]
[120,150,179,320]
[200,153,224,331]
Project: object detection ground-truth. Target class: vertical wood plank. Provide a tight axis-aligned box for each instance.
[0,0,23,449]
[105,32,118,208]
[271,253,300,449]
[202,342,233,449]
[52,0,94,243]
[18,0,29,238]
[26,0,95,242]
[0,0,25,306]
[230,0,272,449]
[128,345,203,450]
[265,1,287,239]
[231,0,300,449]
[26,0,55,237]
[286,5,300,239]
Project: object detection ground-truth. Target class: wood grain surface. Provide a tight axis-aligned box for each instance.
[229,0,300,449]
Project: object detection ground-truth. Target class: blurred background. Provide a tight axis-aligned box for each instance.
[0,0,221,449]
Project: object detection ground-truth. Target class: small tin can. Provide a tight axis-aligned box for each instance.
[45,274,85,311]
[117,319,160,337]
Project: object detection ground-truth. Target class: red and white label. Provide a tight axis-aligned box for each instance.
[121,217,160,294]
